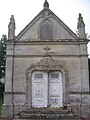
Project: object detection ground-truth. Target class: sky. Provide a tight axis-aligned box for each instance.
[0,0,90,55]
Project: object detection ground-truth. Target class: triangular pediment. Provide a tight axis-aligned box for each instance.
[16,8,78,41]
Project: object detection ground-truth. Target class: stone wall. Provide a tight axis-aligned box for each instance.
[3,41,90,118]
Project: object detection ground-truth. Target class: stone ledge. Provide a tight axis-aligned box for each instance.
[4,92,25,94]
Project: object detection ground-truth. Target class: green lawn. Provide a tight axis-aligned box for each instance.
[0,97,3,117]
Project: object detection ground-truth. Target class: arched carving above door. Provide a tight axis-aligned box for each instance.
[27,57,68,74]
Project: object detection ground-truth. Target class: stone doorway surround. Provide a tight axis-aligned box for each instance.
[25,56,69,108]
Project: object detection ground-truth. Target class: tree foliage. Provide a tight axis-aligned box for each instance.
[0,35,7,79]
[0,35,7,97]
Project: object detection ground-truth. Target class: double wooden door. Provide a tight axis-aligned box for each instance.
[32,71,63,108]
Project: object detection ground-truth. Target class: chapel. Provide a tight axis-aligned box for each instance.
[3,0,90,119]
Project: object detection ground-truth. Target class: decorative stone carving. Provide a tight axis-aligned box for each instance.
[77,13,86,38]
[43,46,51,56]
[44,0,49,9]
[8,15,15,40]
[27,56,68,73]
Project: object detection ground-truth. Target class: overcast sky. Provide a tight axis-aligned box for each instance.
[0,0,90,55]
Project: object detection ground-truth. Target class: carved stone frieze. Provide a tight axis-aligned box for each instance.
[27,56,68,73]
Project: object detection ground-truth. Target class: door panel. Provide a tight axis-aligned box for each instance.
[32,71,63,108]
[49,71,63,107]
[32,71,48,107]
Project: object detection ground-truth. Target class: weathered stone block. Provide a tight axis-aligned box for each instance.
[2,104,13,118]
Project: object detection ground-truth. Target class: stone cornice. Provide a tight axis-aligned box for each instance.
[6,40,88,45]
[6,54,88,58]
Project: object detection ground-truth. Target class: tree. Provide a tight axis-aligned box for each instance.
[0,35,7,79]
[0,35,7,98]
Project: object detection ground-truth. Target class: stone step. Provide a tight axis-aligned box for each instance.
[14,108,81,120]
[19,113,79,119]
[24,107,69,114]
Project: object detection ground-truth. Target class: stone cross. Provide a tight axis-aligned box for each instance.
[43,46,51,56]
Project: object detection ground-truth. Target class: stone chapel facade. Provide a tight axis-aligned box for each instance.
[3,0,90,119]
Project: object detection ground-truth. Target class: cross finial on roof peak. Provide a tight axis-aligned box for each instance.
[44,0,49,9]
